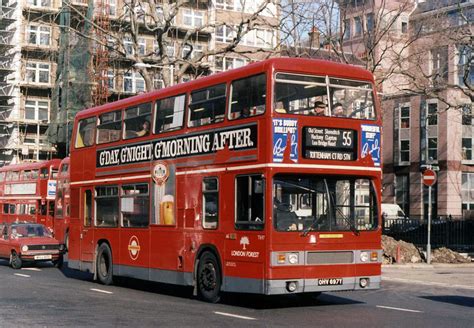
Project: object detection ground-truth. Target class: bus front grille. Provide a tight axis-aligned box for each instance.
[306,251,354,264]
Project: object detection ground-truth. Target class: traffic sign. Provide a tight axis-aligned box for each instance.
[422,169,437,187]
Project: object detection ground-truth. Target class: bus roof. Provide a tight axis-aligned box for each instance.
[75,57,375,120]
[0,159,61,173]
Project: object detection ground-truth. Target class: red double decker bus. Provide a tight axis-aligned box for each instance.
[0,159,60,228]
[53,157,70,246]
[68,58,382,302]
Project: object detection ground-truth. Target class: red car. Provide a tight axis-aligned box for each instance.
[0,223,65,269]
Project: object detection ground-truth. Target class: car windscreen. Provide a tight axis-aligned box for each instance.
[11,224,51,238]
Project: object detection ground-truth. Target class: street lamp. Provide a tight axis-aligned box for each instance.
[133,62,174,86]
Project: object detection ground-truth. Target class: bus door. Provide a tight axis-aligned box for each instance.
[118,183,150,279]
[37,199,48,225]
[45,200,55,229]
[223,174,266,292]
[80,188,94,267]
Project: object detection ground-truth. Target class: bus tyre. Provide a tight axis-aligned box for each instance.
[64,233,69,252]
[10,251,22,269]
[197,252,221,303]
[96,243,113,285]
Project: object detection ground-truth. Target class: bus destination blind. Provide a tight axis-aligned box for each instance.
[303,127,356,161]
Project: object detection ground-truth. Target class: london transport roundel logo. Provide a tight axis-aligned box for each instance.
[128,236,141,260]
[152,162,169,185]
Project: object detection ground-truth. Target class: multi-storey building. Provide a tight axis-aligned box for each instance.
[0,0,280,163]
[339,0,473,220]
[0,0,59,164]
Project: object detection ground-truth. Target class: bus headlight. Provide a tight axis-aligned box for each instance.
[22,245,28,252]
[360,251,369,262]
[288,253,299,264]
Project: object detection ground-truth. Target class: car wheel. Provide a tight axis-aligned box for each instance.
[10,251,22,269]
[197,251,221,303]
[96,243,113,285]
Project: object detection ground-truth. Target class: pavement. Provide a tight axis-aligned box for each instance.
[382,263,474,291]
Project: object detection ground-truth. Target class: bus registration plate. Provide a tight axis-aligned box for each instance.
[318,278,343,286]
[34,254,52,260]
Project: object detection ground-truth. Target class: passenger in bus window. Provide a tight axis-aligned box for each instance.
[332,103,344,117]
[241,107,250,118]
[274,101,286,113]
[136,120,150,137]
[311,101,326,116]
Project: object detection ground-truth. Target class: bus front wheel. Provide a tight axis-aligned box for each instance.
[197,252,221,303]
[96,243,113,285]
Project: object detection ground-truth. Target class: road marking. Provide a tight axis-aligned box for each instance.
[14,273,31,278]
[90,288,113,295]
[214,312,256,320]
[376,305,422,313]
[21,268,41,271]
[383,277,474,291]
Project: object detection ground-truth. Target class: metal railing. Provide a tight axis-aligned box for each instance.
[383,216,474,251]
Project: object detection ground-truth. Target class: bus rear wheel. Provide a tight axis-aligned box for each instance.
[96,243,113,285]
[197,252,221,303]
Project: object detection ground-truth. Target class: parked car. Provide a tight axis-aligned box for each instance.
[0,222,65,269]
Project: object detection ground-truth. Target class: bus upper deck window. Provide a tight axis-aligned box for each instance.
[189,83,226,127]
[229,74,266,120]
[154,94,185,134]
[31,169,38,179]
[124,103,152,139]
[75,117,97,148]
[0,172,4,182]
[97,110,122,144]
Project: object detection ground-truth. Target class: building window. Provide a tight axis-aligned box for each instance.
[462,104,472,125]
[107,70,115,90]
[366,13,374,31]
[215,25,235,43]
[27,25,51,46]
[123,72,145,93]
[153,74,164,90]
[395,175,409,216]
[25,62,50,84]
[427,102,438,126]
[343,19,351,40]
[354,17,362,36]
[27,0,51,7]
[430,47,448,84]
[215,56,246,72]
[215,0,241,11]
[124,37,133,55]
[182,44,203,60]
[428,138,437,161]
[25,99,49,121]
[462,138,472,161]
[202,177,218,229]
[242,29,275,48]
[462,173,474,213]
[109,0,116,16]
[401,21,408,34]
[400,105,410,128]
[138,38,146,55]
[400,140,410,163]
[456,44,473,87]
[183,8,204,27]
